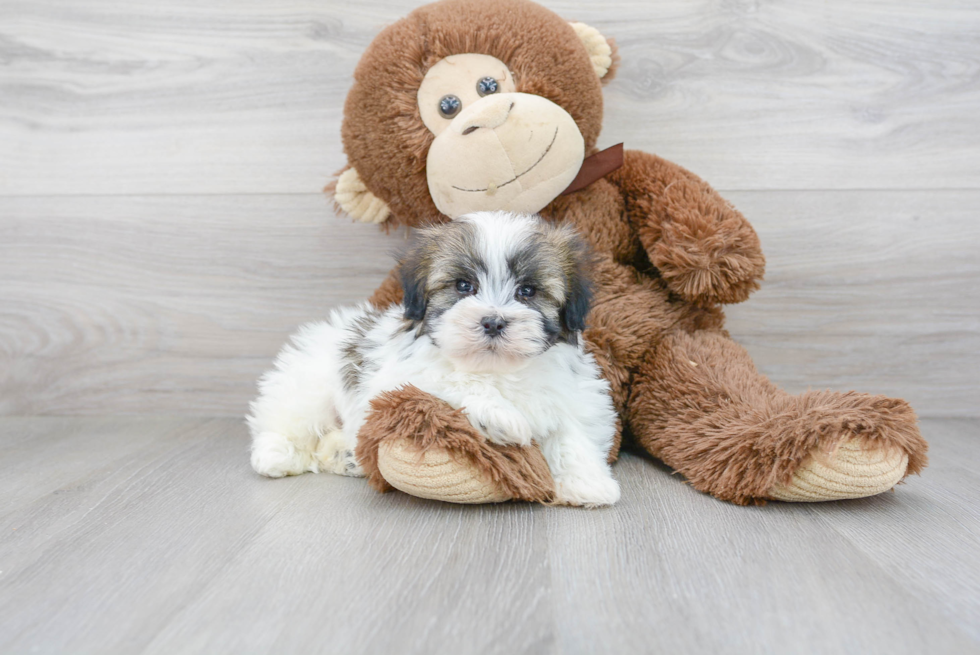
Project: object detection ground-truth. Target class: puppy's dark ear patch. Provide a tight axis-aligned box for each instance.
[558,231,594,344]
[560,267,592,342]
[399,248,428,322]
[398,220,464,323]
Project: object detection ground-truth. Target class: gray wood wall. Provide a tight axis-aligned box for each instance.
[2,0,978,417]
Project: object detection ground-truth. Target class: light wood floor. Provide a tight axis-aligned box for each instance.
[1,417,978,654]
[2,0,979,652]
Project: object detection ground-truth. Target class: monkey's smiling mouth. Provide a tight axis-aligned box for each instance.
[451,127,559,193]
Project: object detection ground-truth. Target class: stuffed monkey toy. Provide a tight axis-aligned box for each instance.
[328,0,928,505]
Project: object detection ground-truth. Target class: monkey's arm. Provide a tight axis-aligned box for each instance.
[608,149,765,306]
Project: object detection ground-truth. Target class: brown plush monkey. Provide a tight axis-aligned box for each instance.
[329,0,928,505]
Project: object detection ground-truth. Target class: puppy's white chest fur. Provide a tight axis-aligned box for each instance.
[340,307,604,449]
[431,348,600,445]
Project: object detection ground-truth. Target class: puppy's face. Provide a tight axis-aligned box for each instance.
[400,212,591,373]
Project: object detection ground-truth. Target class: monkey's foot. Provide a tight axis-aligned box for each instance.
[768,437,909,502]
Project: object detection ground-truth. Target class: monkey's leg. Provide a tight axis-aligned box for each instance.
[627,329,928,505]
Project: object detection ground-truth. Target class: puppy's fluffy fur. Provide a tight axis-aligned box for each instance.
[248,211,619,506]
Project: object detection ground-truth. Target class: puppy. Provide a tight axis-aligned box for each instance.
[248,211,620,507]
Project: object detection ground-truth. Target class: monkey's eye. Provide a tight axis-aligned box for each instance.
[455,279,476,295]
[476,76,499,97]
[517,284,536,299]
[438,95,462,118]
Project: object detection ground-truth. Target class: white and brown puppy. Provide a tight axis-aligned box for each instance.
[248,211,619,507]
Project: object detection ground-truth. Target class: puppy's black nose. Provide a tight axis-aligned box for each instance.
[481,316,507,337]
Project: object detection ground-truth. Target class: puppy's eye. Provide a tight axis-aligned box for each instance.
[439,95,462,118]
[476,76,499,97]
[455,279,476,295]
[517,284,536,299]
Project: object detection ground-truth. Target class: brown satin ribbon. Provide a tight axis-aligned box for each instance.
[561,142,624,195]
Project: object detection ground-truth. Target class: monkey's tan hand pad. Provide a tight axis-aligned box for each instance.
[768,437,909,502]
[377,438,513,503]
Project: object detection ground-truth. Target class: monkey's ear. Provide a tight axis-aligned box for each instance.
[398,249,428,322]
[569,22,619,82]
[328,166,392,224]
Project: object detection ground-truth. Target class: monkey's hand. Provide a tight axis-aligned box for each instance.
[609,149,766,306]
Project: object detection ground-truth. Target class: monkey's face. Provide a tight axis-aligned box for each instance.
[337,0,617,228]
[418,54,585,218]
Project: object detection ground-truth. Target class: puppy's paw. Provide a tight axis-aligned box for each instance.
[327,449,365,478]
[555,472,620,508]
[467,404,534,447]
[251,432,314,478]
[481,419,534,447]
[316,429,365,477]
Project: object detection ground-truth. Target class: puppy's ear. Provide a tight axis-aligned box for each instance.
[398,221,456,322]
[398,246,429,322]
[558,230,594,345]
[560,266,592,344]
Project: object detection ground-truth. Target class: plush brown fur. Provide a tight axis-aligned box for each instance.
[628,331,927,505]
[339,0,928,504]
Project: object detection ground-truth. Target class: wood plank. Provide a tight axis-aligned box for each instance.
[142,480,552,655]
[2,190,975,416]
[0,417,977,653]
[547,452,977,654]
[0,418,312,653]
[725,189,980,417]
[0,194,406,415]
[0,416,204,516]
[1,0,978,195]
[597,0,980,190]
[0,417,552,655]
[807,418,980,642]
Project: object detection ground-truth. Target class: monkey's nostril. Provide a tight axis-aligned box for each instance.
[462,126,479,136]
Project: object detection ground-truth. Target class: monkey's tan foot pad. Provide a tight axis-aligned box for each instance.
[768,437,909,502]
[377,438,514,504]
